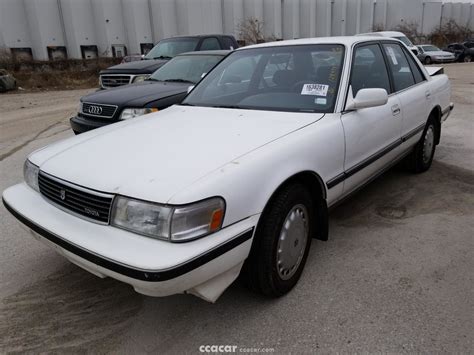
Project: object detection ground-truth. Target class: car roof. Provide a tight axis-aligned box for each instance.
[165,34,234,39]
[356,31,406,37]
[239,36,399,50]
[177,50,231,56]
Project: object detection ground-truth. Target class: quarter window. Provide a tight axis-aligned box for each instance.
[351,44,391,96]
[403,48,425,84]
[383,43,415,92]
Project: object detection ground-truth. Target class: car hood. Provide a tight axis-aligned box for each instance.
[426,50,454,56]
[33,105,323,203]
[100,59,168,75]
[81,81,190,106]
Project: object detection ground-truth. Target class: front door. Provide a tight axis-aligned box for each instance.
[340,43,403,197]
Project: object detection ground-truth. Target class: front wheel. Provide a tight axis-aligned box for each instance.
[243,183,314,297]
[424,56,432,65]
[464,55,472,63]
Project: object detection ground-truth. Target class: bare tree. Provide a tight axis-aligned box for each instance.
[237,17,266,45]
[427,20,473,47]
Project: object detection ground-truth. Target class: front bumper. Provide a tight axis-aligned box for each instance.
[433,58,456,63]
[3,183,258,302]
[69,115,115,134]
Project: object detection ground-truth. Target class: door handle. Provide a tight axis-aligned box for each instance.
[391,104,401,116]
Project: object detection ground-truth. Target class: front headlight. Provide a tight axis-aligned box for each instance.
[23,159,39,192]
[119,107,158,120]
[132,75,150,83]
[111,196,225,242]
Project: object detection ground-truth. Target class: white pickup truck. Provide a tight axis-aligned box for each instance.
[3,36,453,302]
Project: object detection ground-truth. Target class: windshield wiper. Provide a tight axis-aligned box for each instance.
[209,105,245,109]
[164,79,195,84]
[153,55,173,60]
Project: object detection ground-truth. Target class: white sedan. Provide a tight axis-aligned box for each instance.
[3,37,453,302]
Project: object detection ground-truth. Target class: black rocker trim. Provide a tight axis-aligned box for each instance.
[326,123,425,189]
[2,197,254,282]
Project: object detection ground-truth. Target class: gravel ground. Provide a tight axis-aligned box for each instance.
[0,63,473,353]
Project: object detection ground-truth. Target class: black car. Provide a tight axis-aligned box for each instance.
[99,35,238,89]
[70,50,229,134]
[443,42,474,62]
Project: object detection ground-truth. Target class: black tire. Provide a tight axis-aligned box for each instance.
[424,56,432,65]
[242,183,314,297]
[464,55,472,63]
[409,120,437,173]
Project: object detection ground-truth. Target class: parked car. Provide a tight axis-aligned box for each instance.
[443,43,473,62]
[99,34,238,89]
[70,50,229,134]
[3,36,453,303]
[0,69,17,92]
[416,44,456,64]
[356,31,419,55]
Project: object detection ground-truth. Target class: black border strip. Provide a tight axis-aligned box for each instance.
[326,123,425,189]
[2,198,254,282]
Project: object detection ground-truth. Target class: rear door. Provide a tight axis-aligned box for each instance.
[339,43,402,196]
[382,42,429,151]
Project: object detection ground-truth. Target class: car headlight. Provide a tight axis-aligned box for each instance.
[78,101,83,114]
[132,75,150,83]
[24,159,39,192]
[111,196,225,242]
[119,107,158,120]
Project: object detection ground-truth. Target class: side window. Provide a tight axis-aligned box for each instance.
[403,47,425,84]
[200,38,221,51]
[222,37,235,50]
[351,44,391,96]
[383,43,415,92]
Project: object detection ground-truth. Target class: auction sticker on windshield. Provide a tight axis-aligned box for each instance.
[301,84,329,96]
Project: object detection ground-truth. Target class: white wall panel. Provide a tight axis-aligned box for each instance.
[422,2,442,34]
[59,0,97,59]
[0,0,32,49]
[150,0,178,41]
[24,0,66,60]
[1,0,473,60]
[122,0,153,54]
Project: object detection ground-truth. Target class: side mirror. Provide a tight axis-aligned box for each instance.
[187,85,195,93]
[345,87,388,111]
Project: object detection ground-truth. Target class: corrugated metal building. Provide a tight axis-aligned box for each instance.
[0,0,472,60]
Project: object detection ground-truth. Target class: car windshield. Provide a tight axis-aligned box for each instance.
[422,45,440,52]
[395,36,413,47]
[144,38,200,60]
[182,44,345,113]
[149,54,224,84]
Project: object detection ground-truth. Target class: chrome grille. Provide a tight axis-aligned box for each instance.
[81,102,118,118]
[38,172,113,224]
[100,75,132,88]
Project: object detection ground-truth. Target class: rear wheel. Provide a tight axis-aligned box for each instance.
[409,120,437,173]
[243,183,314,297]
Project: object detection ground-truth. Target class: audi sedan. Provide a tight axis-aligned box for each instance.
[3,37,453,302]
